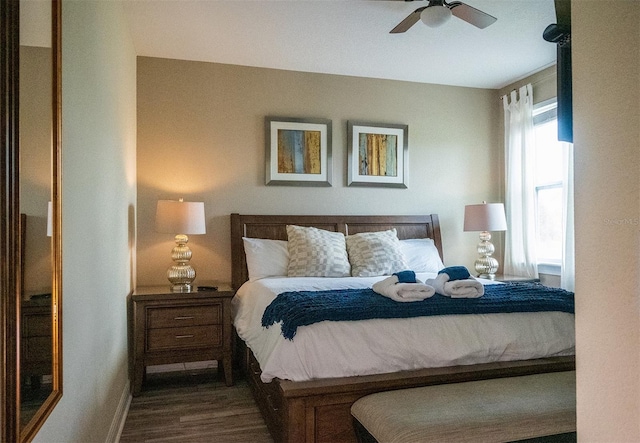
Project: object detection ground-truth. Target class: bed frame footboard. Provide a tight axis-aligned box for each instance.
[240,343,575,443]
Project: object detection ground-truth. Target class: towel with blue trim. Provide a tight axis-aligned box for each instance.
[437,266,471,281]
[428,265,484,298]
[371,270,436,303]
[262,282,574,340]
[393,270,418,283]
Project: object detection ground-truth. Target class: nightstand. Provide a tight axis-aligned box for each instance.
[21,296,52,389]
[130,284,234,396]
[493,274,540,283]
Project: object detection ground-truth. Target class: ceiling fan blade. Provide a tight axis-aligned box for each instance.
[448,1,497,29]
[390,7,427,33]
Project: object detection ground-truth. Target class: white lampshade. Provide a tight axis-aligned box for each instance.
[46,201,53,237]
[464,203,507,232]
[420,5,452,28]
[155,199,206,235]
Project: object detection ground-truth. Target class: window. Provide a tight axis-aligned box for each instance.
[533,99,564,268]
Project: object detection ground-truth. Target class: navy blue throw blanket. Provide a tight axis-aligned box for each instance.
[262,283,574,340]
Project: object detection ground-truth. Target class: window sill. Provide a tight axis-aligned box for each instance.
[538,263,561,276]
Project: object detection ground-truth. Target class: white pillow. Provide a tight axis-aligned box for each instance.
[286,225,351,277]
[399,238,444,273]
[346,229,409,277]
[242,237,289,281]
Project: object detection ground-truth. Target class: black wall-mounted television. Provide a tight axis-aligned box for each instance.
[557,39,573,143]
[543,0,572,143]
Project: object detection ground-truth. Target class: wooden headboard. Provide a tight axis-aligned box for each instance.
[230,213,442,290]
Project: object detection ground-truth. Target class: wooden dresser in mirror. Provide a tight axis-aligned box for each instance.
[19,215,54,428]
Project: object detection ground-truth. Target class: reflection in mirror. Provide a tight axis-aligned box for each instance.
[19,0,53,430]
[17,0,62,440]
[19,214,52,428]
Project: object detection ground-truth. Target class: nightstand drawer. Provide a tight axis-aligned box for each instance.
[23,336,52,361]
[146,325,221,351]
[147,304,221,328]
[23,313,52,337]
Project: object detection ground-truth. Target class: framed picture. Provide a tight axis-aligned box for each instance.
[266,117,332,186]
[347,121,408,188]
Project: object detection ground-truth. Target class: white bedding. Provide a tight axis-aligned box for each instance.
[232,274,575,383]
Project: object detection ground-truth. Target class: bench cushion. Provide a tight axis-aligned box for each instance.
[351,371,576,443]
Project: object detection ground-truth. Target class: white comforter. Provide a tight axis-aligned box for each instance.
[232,274,575,383]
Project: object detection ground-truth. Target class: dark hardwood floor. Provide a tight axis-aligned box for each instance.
[120,364,273,443]
[120,364,577,443]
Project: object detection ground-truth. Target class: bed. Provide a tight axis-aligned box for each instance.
[230,213,575,443]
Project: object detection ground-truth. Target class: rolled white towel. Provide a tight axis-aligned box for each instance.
[425,273,448,295]
[372,275,435,302]
[425,273,484,298]
[443,279,484,298]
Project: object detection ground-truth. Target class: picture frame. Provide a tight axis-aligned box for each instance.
[265,117,332,186]
[347,121,408,188]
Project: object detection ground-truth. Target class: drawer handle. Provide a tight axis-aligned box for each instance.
[174,316,195,320]
[266,394,279,412]
[175,334,194,339]
[250,361,261,376]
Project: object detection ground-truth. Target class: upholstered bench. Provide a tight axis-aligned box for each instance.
[351,371,576,443]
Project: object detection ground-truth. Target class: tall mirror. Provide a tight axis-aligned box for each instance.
[2,0,62,441]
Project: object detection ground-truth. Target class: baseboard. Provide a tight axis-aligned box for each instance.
[105,379,132,443]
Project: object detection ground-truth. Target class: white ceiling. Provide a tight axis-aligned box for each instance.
[122,0,558,90]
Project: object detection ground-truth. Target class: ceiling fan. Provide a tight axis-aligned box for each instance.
[390,0,497,33]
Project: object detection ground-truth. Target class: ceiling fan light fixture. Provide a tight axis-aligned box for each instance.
[420,5,452,28]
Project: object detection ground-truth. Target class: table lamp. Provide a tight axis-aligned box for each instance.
[47,201,53,237]
[463,202,507,280]
[155,198,206,292]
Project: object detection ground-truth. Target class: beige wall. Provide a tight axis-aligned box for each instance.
[34,1,137,441]
[498,65,557,106]
[573,1,640,440]
[136,57,502,287]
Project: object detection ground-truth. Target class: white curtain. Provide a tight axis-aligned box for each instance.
[502,84,538,278]
[561,142,575,291]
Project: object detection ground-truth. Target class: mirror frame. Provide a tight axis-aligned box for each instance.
[1,0,62,441]
[1,0,21,440]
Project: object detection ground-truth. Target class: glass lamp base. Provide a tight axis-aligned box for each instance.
[474,231,499,279]
[167,234,196,293]
[477,273,496,280]
[167,264,196,293]
[170,283,193,293]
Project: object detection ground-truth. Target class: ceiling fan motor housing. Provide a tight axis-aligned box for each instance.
[421,4,452,27]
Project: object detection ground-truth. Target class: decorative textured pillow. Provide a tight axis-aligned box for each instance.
[346,229,409,277]
[286,225,351,277]
[243,237,289,281]
[400,238,445,273]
